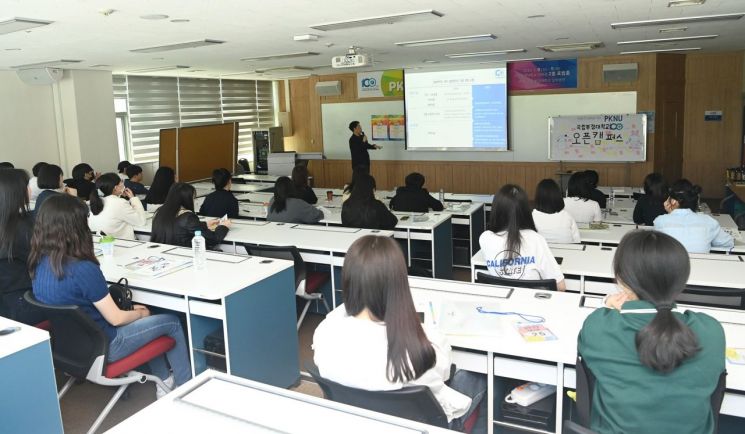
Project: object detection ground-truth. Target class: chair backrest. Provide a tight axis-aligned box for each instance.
[237,158,251,174]
[23,291,108,379]
[243,244,306,295]
[305,362,448,428]
[476,272,558,292]
[682,285,745,309]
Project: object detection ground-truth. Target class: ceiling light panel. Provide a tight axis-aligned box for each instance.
[0,17,53,35]
[310,10,442,31]
[12,59,82,69]
[620,47,701,54]
[446,49,526,59]
[130,39,225,53]
[241,52,320,61]
[617,34,717,45]
[127,65,190,73]
[611,13,744,29]
[396,34,496,47]
[538,42,604,52]
[668,0,706,7]
[659,27,688,33]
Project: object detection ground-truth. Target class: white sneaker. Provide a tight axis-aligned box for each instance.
[155,375,175,400]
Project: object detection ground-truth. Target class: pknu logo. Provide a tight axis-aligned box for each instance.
[361,78,377,88]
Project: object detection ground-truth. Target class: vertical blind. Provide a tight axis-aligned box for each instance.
[113,75,276,164]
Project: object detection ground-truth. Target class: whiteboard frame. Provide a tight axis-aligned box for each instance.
[546,113,647,163]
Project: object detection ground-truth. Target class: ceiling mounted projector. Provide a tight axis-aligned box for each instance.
[332,46,371,69]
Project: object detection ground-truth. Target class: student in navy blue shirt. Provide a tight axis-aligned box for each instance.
[199,168,239,218]
[124,164,149,195]
[30,194,191,396]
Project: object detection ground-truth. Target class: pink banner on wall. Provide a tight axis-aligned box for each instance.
[508,59,578,91]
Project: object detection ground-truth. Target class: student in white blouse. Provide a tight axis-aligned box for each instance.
[532,179,581,244]
[563,171,602,223]
[88,173,147,240]
[479,184,566,290]
[313,235,486,432]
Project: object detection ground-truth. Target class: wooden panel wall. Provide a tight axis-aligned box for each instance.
[683,51,744,199]
[653,54,686,182]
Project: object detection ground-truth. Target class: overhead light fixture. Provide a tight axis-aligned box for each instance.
[254,66,315,74]
[0,17,53,35]
[294,34,319,42]
[618,34,717,45]
[170,19,190,23]
[446,49,526,59]
[611,13,744,29]
[12,59,82,69]
[130,39,224,53]
[620,47,701,55]
[4,48,21,51]
[140,14,169,20]
[241,51,320,61]
[422,59,439,63]
[310,10,442,31]
[396,34,496,47]
[89,64,112,68]
[538,41,603,52]
[126,65,190,73]
[476,57,545,64]
[659,26,688,33]
[668,0,705,6]
[527,15,545,19]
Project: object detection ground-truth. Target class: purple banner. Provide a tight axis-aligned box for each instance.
[508,59,578,91]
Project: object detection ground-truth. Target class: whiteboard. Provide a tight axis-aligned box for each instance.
[320,91,637,162]
[549,113,647,162]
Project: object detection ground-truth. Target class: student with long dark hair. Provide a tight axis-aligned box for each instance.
[579,230,725,434]
[66,163,98,199]
[28,161,47,201]
[532,179,580,243]
[144,166,176,210]
[267,176,323,223]
[292,165,318,205]
[633,173,668,226]
[654,179,733,253]
[389,172,444,212]
[0,169,44,324]
[584,170,607,209]
[341,173,397,230]
[563,171,602,223]
[313,235,486,432]
[479,184,566,290]
[30,194,192,396]
[342,166,369,203]
[34,163,77,213]
[199,168,239,218]
[88,173,147,240]
[151,183,230,248]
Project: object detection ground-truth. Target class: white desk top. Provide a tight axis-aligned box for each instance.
[0,316,50,360]
[579,224,745,253]
[234,174,280,183]
[108,370,453,434]
[98,240,293,300]
[191,182,272,194]
[597,186,642,197]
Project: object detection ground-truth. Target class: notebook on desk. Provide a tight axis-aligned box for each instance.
[438,301,504,337]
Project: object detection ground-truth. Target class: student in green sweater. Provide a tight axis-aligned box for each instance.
[579,230,725,434]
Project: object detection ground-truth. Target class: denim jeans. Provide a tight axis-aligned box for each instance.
[108,314,192,386]
[449,370,488,433]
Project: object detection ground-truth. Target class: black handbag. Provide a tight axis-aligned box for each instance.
[108,277,133,311]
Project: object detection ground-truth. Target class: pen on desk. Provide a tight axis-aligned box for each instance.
[429,301,437,325]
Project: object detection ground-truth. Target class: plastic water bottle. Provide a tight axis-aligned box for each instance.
[192,230,206,270]
[439,188,445,202]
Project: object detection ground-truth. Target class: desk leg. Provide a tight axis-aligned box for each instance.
[487,351,494,434]
[330,251,336,308]
[556,362,564,434]
[433,220,453,280]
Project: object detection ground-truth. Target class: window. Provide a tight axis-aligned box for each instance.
[112,75,277,164]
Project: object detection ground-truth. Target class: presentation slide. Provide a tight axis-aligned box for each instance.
[404,67,508,150]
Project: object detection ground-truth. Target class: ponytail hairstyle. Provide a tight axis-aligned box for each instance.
[89,173,121,215]
[488,184,536,259]
[613,230,700,373]
[342,235,436,383]
[270,176,296,213]
[151,183,196,244]
[668,179,702,211]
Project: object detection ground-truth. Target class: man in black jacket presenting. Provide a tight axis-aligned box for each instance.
[348,120,381,171]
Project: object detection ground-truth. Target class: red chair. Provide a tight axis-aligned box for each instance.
[24,292,175,434]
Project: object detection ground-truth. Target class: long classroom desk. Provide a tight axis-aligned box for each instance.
[110,370,456,434]
[407,276,745,434]
[96,237,300,388]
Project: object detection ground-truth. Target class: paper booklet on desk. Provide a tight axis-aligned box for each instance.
[124,256,191,278]
[515,322,557,343]
[439,301,504,337]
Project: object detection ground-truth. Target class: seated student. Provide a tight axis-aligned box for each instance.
[0,169,44,325]
[144,166,176,211]
[654,179,734,253]
[88,173,147,240]
[267,177,324,224]
[65,163,98,200]
[28,161,47,201]
[532,179,581,244]
[124,164,149,195]
[633,173,668,226]
[584,170,607,209]
[341,174,397,230]
[0,162,14,169]
[292,165,318,205]
[389,172,444,213]
[342,166,369,203]
[151,183,231,248]
[479,184,566,290]
[30,194,192,396]
[35,164,77,213]
[563,171,602,223]
[313,235,486,432]
[199,168,239,218]
[579,230,725,434]
[117,160,131,181]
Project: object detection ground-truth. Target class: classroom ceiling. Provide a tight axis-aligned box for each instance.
[1,0,744,79]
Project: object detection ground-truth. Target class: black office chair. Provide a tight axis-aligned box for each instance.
[680,285,745,310]
[24,292,175,434]
[305,361,449,429]
[476,272,558,292]
[237,158,251,174]
[242,244,330,329]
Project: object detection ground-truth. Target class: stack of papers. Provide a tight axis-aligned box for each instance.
[124,256,191,278]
